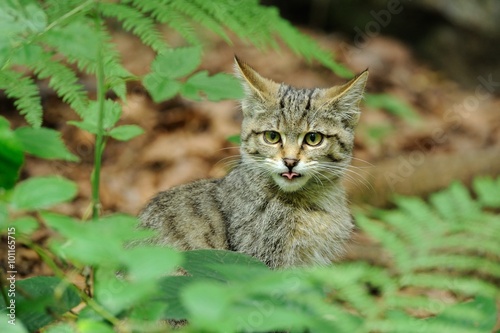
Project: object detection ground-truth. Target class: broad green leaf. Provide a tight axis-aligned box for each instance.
[14,126,79,161]
[181,281,233,331]
[10,176,77,211]
[0,116,24,190]
[129,301,169,322]
[365,93,420,122]
[0,311,28,333]
[43,213,148,266]
[0,276,81,333]
[150,47,202,79]
[181,249,268,281]
[94,268,157,314]
[68,100,122,134]
[6,216,39,236]
[108,124,144,141]
[157,276,195,320]
[182,71,244,101]
[143,47,203,102]
[142,75,181,103]
[126,246,182,282]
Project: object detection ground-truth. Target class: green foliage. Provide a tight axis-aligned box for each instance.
[14,126,79,162]
[10,176,78,211]
[1,1,496,333]
[1,0,350,128]
[0,276,81,332]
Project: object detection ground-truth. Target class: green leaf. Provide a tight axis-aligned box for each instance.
[108,125,144,141]
[151,47,202,79]
[181,281,233,331]
[142,47,202,103]
[68,100,122,134]
[14,126,79,162]
[126,246,182,282]
[0,116,24,190]
[6,217,39,236]
[0,276,81,333]
[129,301,169,322]
[182,71,245,101]
[142,74,182,103]
[0,311,28,333]
[181,249,269,281]
[365,93,420,122]
[10,176,78,211]
[157,276,195,320]
[94,268,157,314]
[43,213,149,267]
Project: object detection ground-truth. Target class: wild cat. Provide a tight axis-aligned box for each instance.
[139,57,368,269]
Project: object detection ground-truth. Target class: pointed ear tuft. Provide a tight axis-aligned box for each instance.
[234,56,279,101]
[320,70,369,127]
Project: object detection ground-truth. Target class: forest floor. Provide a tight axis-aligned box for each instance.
[2,28,500,288]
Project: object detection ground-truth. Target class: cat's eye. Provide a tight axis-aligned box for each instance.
[263,131,281,144]
[304,132,323,146]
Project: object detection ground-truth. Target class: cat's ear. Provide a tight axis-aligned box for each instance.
[234,56,279,102]
[320,70,369,127]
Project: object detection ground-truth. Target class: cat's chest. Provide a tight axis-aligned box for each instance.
[258,199,351,267]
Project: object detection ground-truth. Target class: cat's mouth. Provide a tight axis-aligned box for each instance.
[281,172,301,180]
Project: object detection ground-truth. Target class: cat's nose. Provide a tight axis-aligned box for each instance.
[283,158,299,171]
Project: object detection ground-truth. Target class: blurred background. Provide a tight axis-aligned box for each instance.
[3,0,499,277]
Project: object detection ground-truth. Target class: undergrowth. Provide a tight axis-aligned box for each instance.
[0,1,498,332]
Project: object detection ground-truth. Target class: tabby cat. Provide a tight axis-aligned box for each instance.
[139,57,368,269]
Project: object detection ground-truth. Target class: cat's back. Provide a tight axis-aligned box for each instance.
[139,179,229,250]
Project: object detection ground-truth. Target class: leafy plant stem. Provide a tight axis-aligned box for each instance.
[26,239,121,327]
[91,10,106,222]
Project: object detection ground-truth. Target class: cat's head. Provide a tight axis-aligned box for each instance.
[234,56,368,192]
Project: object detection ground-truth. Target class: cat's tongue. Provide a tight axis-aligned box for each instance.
[281,172,300,180]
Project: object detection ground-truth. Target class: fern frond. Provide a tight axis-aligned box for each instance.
[435,234,500,258]
[41,20,99,74]
[430,182,482,225]
[411,254,500,278]
[30,52,88,116]
[0,70,42,127]
[473,176,500,208]
[355,214,413,273]
[126,0,200,45]
[42,0,88,24]
[401,273,498,297]
[168,0,231,43]
[98,2,167,53]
